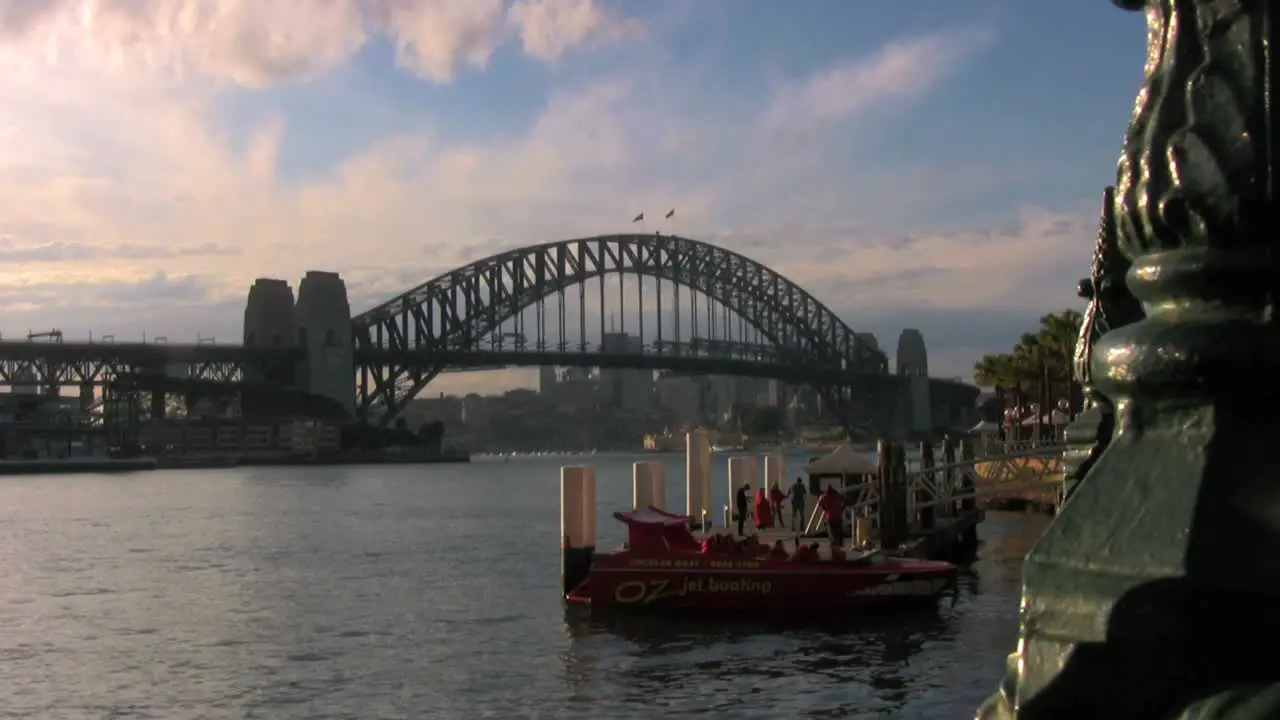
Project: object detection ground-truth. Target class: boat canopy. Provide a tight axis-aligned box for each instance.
[803,442,877,476]
[614,507,702,554]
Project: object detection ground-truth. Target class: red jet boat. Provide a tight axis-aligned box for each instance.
[564,507,957,612]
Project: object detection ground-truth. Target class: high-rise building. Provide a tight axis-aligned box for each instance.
[704,375,736,422]
[656,372,701,426]
[895,329,929,377]
[600,333,652,413]
[538,366,559,394]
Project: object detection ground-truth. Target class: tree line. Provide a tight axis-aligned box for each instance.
[342,418,446,454]
[972,310,1082,425]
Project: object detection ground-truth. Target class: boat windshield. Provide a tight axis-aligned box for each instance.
[613,508,701,554]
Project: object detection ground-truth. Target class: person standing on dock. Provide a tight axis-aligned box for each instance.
[734,483,750,536]
[819,485,846,548]
[768,483,787,529]
[754,489,773,531]
[790,477,807,531]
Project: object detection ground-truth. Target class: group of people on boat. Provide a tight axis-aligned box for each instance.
[700,533,828,562]
[734,476,811,535]
[732,479,849,548]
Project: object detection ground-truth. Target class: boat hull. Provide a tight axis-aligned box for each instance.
[570,555,956,612]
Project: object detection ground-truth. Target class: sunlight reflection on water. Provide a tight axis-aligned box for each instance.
[0,455,1049,719]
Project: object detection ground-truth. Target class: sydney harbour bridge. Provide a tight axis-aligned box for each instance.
[0,234,977,437]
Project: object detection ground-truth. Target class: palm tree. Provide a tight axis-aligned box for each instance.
[972,309,1085,438]
[973,353,1017,393]
[1034,310,1083,413]
[973,352,1021,430]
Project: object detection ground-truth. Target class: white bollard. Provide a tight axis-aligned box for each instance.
[854,515,871,549]
[560,465,598,597]
[686,429,711,521]
[582,467,597,547]
[633,461,667,511]
[685,431,701,517]
[654,464,669,511]
[633,463,654,511]
[727,455,758,532]
[764,454,786,494]
[698,441,711,521]
[561,466,590,549]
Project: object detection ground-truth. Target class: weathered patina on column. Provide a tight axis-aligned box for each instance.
[1059,186,1144,508]
[980,0,1280,717]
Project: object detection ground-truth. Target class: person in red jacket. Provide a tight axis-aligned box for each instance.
[753,489,773,531]
[818,484,846,548]
[768,484,787,529]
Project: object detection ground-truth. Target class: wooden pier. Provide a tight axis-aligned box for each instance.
[690,436,1063,563]
[695,510,984,564]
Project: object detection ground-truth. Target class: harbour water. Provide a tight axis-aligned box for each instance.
[0,453,1048,719]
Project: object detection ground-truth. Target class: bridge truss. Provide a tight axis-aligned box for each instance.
[351,234,889,425]
[0,341,251,391]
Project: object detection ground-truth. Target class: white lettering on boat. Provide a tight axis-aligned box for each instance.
[692,577,772,595]
[613,576,774,604]
[614,579,686,604]
[627,558,760,570]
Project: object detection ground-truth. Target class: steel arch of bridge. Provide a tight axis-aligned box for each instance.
[351,233,889,423]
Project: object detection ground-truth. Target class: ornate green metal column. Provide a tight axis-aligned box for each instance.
[1060,186,1144,508]
[979,1,1280,717]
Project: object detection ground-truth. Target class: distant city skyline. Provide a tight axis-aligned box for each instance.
[0,1,1148,391]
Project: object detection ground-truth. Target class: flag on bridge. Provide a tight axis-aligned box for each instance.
[632,212,645,223]
[665,209,675,219]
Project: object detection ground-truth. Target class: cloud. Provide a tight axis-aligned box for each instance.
[759,206,1091,314]
[508,0,644,62]
[0,237,239,263]
[370,0,507,83]
[760,25,995,136]
[0,0,640,87]
[0,272,226,339]
[0,12,1102,386]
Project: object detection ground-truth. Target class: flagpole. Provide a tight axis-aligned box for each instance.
[663,209,676,237]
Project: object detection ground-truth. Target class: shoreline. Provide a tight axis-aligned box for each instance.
[0,457,161,475]
[0,453,472,475]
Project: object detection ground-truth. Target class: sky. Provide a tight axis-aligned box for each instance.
[0,0,1149,395]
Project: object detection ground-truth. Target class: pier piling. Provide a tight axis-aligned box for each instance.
[685,430,711,523]
[958,436,976,511]
[942,436,957,516]
[632,461,667,511]
[917,440,936,530]
[876,441,909,550]
[560,465,597,597]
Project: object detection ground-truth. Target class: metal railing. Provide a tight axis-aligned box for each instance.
[801,440,1066,535]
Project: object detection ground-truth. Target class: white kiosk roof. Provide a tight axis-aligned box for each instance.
[803,442,877,475]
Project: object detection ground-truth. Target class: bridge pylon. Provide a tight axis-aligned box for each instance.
[294,272,356,418]
[242,278,297,385]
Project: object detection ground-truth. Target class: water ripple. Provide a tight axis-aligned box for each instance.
[0,458,1048,719]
